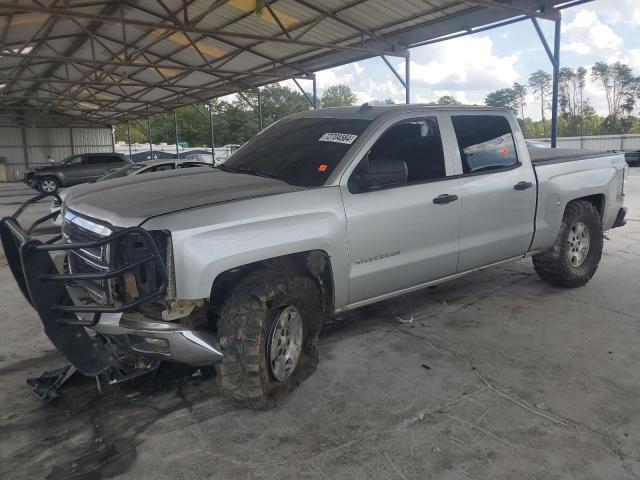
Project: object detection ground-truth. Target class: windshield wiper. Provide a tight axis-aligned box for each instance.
[217,164,280,180]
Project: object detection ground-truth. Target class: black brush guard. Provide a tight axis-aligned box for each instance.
[0,193,168,376]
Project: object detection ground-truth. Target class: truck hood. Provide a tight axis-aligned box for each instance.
[64,167,306,227]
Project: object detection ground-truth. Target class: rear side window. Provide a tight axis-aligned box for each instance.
[150,163,174,172]
[87,155,106,165]
[451,115,518,174]
[178,162,206,169]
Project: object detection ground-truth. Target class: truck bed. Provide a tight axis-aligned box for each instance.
[528,148,614,166]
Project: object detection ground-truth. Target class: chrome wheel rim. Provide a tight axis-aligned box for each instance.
[567,221,590,267]
[268,306,303,382]
[41,179,57,193]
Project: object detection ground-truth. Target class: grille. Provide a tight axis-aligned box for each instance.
[62,211,112,304]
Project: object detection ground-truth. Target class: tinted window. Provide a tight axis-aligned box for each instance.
[451,115,518,174]
[178,162,207,169]
[150,163,175,172]
[64,155,83,166]
[367,117,446,183]
[223,117,371,187]
[87,155,110,165]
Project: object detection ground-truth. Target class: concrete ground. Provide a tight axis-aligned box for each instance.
[1,172,639,480]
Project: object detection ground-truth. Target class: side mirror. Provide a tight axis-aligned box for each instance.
[354,158,408,190]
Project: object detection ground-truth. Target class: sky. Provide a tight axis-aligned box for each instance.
[281,0,640,120]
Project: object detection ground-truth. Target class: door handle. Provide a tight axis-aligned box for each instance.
[433,194,458,205]
[514,181,534,191]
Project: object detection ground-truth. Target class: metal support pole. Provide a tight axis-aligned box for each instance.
[312,76,317,109]
[146,113,153,160]
[20,125,29,168]
[173,110,179,158]
[381,54,410,104]
[405,53,411,104]
[292,78,315,109]
[127,121,132,158]
[550,18,561,148]
[208,101,215,162]
[257,88,263,130]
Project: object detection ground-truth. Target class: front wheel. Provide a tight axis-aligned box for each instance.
[38,176,60,194]
[532,200,603,288]
[215,270,324,408]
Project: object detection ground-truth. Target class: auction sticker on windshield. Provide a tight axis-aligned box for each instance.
[318,132,358,145]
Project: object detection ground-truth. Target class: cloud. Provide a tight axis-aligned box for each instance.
[577,0,640,26]
[621,48,640,73]
[315,67,353,89]
[563,10,623,58]
[408,36,519,91]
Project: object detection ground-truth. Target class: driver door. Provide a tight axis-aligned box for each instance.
[340,113,462,305]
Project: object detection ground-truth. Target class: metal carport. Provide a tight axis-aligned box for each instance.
[0,0,592,170]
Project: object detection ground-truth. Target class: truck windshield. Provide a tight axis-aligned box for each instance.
[221,117,371,186]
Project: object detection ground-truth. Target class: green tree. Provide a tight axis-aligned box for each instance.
[436,95,459,105]
[512,82,527,121]
[485,87,518,114]
[242,84,310,127]
[591,61,638,132]
[371,98,396,105]
[320,84,358,107]
[558,67,595,136]
[528,69,552,139]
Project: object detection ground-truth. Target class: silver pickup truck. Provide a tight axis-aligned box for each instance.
[1,105,628,406]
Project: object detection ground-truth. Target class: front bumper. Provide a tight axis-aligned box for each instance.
[103,315,222,366]
[73,308,223,366]
[23,175,38,189]
[0,193,221,378]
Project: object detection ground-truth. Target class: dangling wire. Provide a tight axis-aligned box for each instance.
[254,0,266,15]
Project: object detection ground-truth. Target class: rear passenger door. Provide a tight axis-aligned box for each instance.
[61,155,88,184]
[84,155,115,180]
[341,114,462,305]
[103,154,127,174]
[446,113,536,272]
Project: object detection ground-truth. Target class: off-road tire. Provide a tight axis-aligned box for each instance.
[37,176,60,194]
[532,200,603,288]
[215,269,324,408]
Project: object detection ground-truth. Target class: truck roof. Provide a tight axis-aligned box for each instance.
[287,104,512,121]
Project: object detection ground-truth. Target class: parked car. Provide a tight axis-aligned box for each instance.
[23,153,132,193]
[49,159,213,224]
[624,150,640,167]
[184,153,214,164]
[1,105,628,406]
[525,139,551,149]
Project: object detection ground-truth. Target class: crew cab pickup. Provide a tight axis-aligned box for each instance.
[1,105,628,406]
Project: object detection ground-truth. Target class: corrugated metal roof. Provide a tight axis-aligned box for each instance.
[0,0,587,126]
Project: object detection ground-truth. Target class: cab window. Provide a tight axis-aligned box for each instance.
[451,115,519,174]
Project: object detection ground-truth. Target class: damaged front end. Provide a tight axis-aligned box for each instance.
[0,193,221,399]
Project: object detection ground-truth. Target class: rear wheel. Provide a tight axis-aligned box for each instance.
[532,200,603,288]
[215,269,324,408]
[38,177,60,194]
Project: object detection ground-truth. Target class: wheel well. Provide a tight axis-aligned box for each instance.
[38,175,60,184]
[210,250,335,314]
[571,194,605,216]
